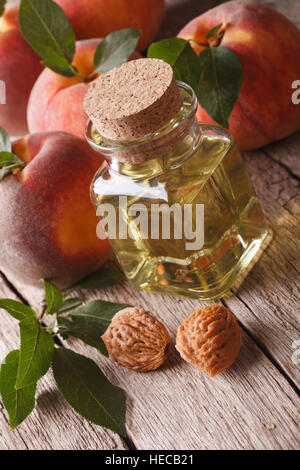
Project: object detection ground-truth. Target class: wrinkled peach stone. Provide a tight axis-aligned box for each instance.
[176,305,241,376]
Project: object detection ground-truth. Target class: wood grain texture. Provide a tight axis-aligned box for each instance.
[0,274,127,451]
[44,284,300,450]
[9,140,300,389]
[263,132,300,181]
[4,277,299,450]
[1,0,300,451]
[224,145,300,386]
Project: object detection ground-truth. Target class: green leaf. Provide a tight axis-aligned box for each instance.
[53,348,126,436]
[0,299,36,321]
[41,59,77,77]
[58,317,108,356]
[0,152,19,166]
[94,28,141,74]
[0,152,26,181]
[19,0,76,71]
[0,350,36,429]
[58,298,84,313]
[42,280,63,315]
[197,46,243,128]
[0,1,6,18]
[66,267,122,295]
[206,23,223,40]
[16,318,54,388]
[148,38,187,66]
[148,38,201,92]
[0,127,11,152]
[66,300,128,327]
[58,300,128,356]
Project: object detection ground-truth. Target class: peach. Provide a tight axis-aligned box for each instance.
[27,39,140,140]
[0,131,111,288]
[0,2,43,135]
[55,0,165,52]
[178,1,300,150]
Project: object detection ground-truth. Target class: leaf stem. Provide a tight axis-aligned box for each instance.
[40,308,46,321]
[186,31,225,49]
[187,38,209,48]
[68,64,88,82]
[87,72,98,82]
[1,162,26,171]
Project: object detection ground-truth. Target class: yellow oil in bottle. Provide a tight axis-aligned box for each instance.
[90,85,269,300]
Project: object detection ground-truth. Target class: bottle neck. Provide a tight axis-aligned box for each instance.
[108,115,200,179]
[85,81,198,171]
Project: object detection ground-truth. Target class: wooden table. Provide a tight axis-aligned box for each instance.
[0,0,299,450]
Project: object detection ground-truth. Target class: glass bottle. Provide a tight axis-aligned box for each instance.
[86,81,270,300]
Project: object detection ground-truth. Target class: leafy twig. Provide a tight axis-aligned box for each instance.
[19,0,141,82]
[0,267,126,433]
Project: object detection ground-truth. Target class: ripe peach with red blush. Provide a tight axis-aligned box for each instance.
[55,0,165,52]
[178,1,300,150]
[27,39,140,140]
[0,131,112,288]
[0,2,43,135]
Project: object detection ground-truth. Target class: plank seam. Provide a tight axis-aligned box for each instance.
[0,271,30,307]
[222,297,300,397]
[262,148,300,182]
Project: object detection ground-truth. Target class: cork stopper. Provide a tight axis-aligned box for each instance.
[84,58,183,142]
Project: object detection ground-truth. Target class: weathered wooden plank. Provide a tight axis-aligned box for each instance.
[8,146,300,387]
[3,133,300,448]
[263,131,300,186]
[225,0,300,389]
[247,147,300,219]
[55,285,300,450]
[223,148,300,386]
[3,0,300,452]
[6,275,299,450]
[4,140,300,448]
[0,401,27,450]
[0,274,128,451]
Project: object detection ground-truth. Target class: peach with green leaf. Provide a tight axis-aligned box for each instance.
[27,37,141,139]
[18,0,141,139]
[177,0,300,150]
[148,26,243,133]
[27,38,101,140]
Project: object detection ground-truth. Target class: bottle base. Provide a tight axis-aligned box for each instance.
[127,228,272,301]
